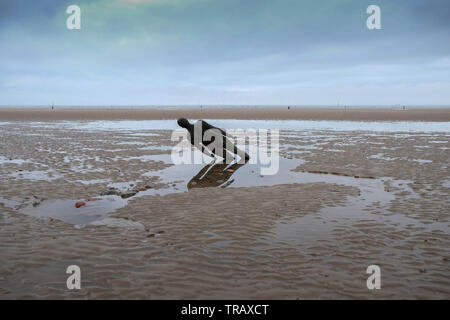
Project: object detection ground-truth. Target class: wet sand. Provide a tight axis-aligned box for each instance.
[1,107,450,121]
[0,121,449,299]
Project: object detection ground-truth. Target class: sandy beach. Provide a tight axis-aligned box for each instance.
[0,113,449,299]
[3,0,450,305]
[0,107,449,121]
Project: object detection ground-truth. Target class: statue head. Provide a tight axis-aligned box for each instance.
[177,118,191,129]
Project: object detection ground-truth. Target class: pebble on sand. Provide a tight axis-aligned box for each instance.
[75,201,86,208]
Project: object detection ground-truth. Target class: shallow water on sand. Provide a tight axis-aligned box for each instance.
[3,119,449,132]
[0,121,448,229]
[1,152,428,229]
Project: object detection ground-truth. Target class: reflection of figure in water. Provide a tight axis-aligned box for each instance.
[187,159,247,189]
[177,118,249,162]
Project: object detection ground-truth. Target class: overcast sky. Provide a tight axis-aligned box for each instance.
[1,0,449,106]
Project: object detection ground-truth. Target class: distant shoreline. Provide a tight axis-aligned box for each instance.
[1,107,449,121]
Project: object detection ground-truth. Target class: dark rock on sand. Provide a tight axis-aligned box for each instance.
[121,191,137,199]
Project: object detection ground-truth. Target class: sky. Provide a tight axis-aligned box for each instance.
[0,0,449,106]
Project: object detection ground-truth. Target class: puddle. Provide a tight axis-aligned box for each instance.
[127,132,160,137]
[9,120,450,133]
[19,196,127,225]
[369,153,397,161]
[271,195,450,249]
[271,178,448,248]
[281,143,320,151]
[410,159,433,164]
[323,149,345,153]
[5,154,419,227]
[0,156,30,165]
[138,145,173,151]
[0,195,126,225]
[116,141,147,145]
[0,148,438,229]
